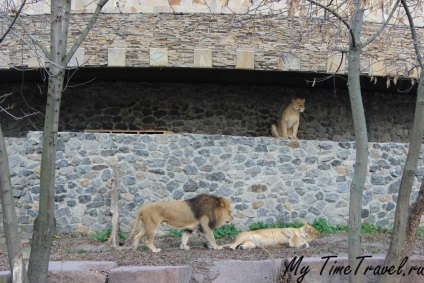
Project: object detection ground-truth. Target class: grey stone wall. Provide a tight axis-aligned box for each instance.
[1,13,422,77]
[4,131,424,240]
[0,81,417,143]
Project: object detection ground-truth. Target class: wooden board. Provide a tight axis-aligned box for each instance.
[84,129,173,134]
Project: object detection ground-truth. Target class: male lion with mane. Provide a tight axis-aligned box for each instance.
[121,194,234,253]
[224,222,319,250]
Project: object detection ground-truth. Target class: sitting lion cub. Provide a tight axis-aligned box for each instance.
[225,222,319,250]
[271,98,305,140]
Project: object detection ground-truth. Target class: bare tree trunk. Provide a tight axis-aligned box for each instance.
[381,74,424,283]
[380,1,424,282]
[108,164,120,248]
[13,253,25,283]
[404,177,424,257]
[347,5,367,283]
[381,75,424,283]
[24,1,109,281]
[27,0,69,281]
[0,126,28,283]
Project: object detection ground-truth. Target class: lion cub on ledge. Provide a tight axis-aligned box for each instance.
[225,222,319,250]
[271,98,305,140]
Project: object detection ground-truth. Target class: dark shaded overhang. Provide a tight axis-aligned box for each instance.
[0,67,417,94]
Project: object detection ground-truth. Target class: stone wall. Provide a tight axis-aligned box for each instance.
[1,13,422,78]
[0,81,417,143]
[3,131,424,239]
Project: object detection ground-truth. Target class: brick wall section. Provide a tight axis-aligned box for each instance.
[1,13,422,77]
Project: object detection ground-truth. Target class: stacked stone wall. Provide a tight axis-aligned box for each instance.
[0,81,417,143]
[3,131,424,240]
[1,13,422,77]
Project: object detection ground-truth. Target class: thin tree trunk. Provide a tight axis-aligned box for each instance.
[25,1,109,281]
[108,164,120,248]
[0,125,28,283]
[404,177,424,257]
[347,6,367,283]
[27,0,69,281]
[381,74,424,283]
[13,253,25,283]
[380,1,424,281]
[26,69,62,283]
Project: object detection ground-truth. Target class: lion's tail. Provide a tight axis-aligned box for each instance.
[119,208,143,246]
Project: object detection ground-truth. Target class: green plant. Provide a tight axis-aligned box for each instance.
[91,226,128,242]
[248,221,304,231]
[214,223,240,239]
[91,226,111,242]
[118,230,127,240]
[77,248,85,254]
[248,221,269,231]
[361,223,391,235]
[417,226,424,238]
[312,218,348,235]
[64,247,72,254]
[163,229,183,238]
[275,222,304,229]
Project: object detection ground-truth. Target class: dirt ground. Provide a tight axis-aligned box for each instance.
[2,232,424,282]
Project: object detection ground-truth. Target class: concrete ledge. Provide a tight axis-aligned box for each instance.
[0,261,117,283]
[0,271,11,283]
[2,256,424,283]
[48,261,118,283]
[284,255,424,283]
[108,266,192,283]
[212,255,424,283]
[213,259,283,283]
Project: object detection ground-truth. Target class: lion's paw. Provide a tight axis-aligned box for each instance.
[289,140,300,148]
[152,248,162,253]
[180,244,190,250]
[214,246,223,250]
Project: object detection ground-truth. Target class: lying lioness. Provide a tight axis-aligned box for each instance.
[121,194,234,253]
[225,222,319,250]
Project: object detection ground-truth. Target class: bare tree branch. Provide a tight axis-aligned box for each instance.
[0,0,27,44]
[64,0,109,64]
[400,0,423,67]
[15,18,50,58]
[305,0,356,46]
[363,0,401,48]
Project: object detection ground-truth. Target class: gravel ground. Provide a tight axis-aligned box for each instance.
[2,232,424,282]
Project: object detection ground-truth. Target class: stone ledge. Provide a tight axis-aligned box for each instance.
[213,259,283,283]
[48,261,118,283]
[1,263,192,283]
[0,271,11,283]
[108,265,192,283]
[213,256,424,283]
[286,255,424,283]
[0,261,118,283]
[2,257,424,283]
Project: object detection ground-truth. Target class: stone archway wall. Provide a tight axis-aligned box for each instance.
[4,131,423,239]
[0,81,417,143]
